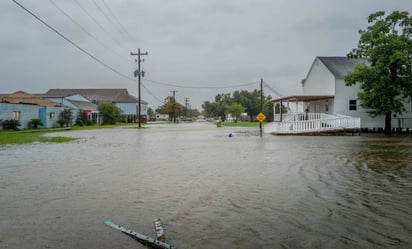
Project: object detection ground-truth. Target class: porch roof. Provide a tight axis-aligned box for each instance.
[272,95,334,102]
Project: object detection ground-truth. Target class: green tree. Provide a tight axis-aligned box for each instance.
[147,107,155,121]
[98,103,122,125]
[225,103,245,122]
[233,90,261,120]
[202,101,217,119]
[201,93,232,121]
[213,93,232,121]
[28,118,43,129]
[263,95,274,122]
[345,11,412,134]
[156,96,183,122]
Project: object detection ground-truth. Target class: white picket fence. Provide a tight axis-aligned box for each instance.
[265,113,360,134]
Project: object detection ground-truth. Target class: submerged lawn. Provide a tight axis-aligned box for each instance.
[0,131,75,145]
[221,121,267,128]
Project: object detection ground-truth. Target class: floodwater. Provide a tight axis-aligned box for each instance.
[0,122,411,249]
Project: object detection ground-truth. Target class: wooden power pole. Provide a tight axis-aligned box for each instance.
[131,49,148,128]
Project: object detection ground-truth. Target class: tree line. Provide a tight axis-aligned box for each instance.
[202,89,274,122]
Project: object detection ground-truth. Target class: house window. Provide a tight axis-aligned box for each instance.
[49,112,55,118]
[325,100,329,112]
[349,100,357,111]
[13,111,21,120]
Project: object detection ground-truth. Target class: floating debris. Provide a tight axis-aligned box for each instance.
[104,220,175,249]
[154,218,166,242]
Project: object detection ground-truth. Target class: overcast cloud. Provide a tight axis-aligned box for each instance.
[1,0,411,109]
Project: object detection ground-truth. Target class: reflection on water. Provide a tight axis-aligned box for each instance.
[0,123,411,249]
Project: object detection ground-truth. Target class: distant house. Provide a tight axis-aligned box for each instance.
[36,93,99,125]
[266,56,412,134]
[42,89,147,122]
[0,91,64,129]
[66,99,99,124]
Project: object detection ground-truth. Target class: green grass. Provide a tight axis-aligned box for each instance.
[0,131,76,145]
[71,124,118,130]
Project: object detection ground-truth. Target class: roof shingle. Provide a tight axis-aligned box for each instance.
[318,56,368,79]
[42,89,145,103]
[0,91,62,107]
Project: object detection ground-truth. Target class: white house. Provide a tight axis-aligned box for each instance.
[265,56,412,134]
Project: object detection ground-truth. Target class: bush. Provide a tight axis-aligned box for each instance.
[75,118,84,126]
[3,119,21,130]
[57,118,67,127]
[28,118,43,129]
[98,103,122,125]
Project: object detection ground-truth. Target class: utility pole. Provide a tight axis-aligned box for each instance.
[260,78,263,137]
[184,97,189,117]
[171,90,178,123]
[131,49,148,128]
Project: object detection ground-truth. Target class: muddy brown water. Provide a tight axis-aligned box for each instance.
[0,122,411,249]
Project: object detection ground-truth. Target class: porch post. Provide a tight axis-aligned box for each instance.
[280,100,283,122]
[295,100,298,113]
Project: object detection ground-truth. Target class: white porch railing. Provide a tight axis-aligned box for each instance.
[265,113,361,134]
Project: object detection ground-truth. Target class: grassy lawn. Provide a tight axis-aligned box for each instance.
[0,123,135,144]
[0,131,75,145]
[220,121,267,128]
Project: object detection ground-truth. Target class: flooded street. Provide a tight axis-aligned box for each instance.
[0,122,411,249]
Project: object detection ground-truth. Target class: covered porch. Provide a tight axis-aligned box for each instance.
[265,95,361,135]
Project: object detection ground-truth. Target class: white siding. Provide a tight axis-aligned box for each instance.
[299,57,412,130]
[334,79,359,115]
[303,58,335,95]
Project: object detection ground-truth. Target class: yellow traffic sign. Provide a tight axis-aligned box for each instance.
[256,112,266,122]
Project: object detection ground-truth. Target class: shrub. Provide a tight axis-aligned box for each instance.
[75,118,84,126]
[28,118,43,129]
[57,118,67,127]
[3,119,21,130]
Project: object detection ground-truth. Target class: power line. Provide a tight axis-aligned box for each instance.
[143,78,259,89]
[141,82,164,104]
[263,81,284,97]
[91,0,129,41]
[100,0,137,43]
[72,0,125,51]
[12,0,134,82]
[47,0,130,62]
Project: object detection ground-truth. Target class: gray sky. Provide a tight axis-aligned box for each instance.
[1,0,411,110]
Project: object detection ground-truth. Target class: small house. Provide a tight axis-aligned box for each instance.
[0,91,64,129]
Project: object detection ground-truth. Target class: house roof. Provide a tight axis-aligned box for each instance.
[42,88,147,104]
[272,95,334,102]
[0,91,62,107]
[318,56,368,79]
[67,99,98,111]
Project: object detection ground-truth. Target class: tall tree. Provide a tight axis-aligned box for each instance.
[233,90,260,120]
[209,93,232,121]
[225,103,245,122]
[156,96,183,122]
[345,11,412,134]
